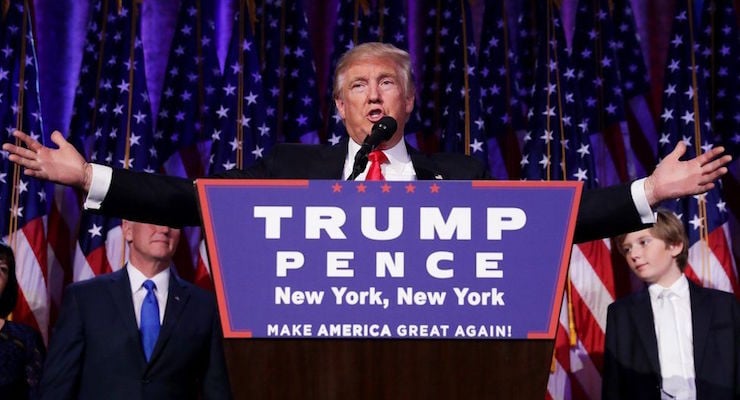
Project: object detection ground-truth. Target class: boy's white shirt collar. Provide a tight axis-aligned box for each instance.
[648,273,689,300]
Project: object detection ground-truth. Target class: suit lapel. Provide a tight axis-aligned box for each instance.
[320,139,349,179]
[630,290,662,375]
[689,282,711,373]
[147,272,190,366]
[109,267,148,367]
[108,268,140,337]
[407,144,445,180]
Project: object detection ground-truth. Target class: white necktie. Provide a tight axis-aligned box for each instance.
[656,289,687,399]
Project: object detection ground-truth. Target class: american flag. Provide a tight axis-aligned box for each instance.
[0,0,50,341]
[256,0,321,144]
[520,4,594,185]
[68,0,109,148]
[324,0,412,146]
[478,0,525,179]
[512,0,538,111]
[699,0,740,229]
[51,0,112,320]
[417,0,488,168]
[657,0,738,295]
[701,0,740,160]
[206,6,269,173]
[71,0,156,282]
[611,1,650,100]
[153,0,221,291]
[571,0,630,187]
[518,3,620,399]
[611,0,657,180]
[154,0,220,179]
[196,6,269,288]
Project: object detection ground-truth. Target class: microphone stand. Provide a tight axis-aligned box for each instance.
[346,143,372,180]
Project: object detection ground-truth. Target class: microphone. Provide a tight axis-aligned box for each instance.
[361,116,397,151]
[347,116,398,180]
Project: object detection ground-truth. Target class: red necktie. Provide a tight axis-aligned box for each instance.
[365,150,388,180]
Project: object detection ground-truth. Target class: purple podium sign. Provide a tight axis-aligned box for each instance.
[196,180,582,339]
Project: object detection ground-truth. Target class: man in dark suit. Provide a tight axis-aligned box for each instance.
[603,209,740,399]
[39,220,232,400]
[1,42,732,242]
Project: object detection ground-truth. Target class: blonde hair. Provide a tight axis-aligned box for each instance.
[615,208,689,270]
[332,42,415,100]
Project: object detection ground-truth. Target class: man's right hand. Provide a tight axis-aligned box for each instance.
[643,141,731,205]
[3,130,92,192]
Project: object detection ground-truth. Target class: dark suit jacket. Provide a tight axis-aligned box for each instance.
[96,140,646,243]
[603,280,740,399]
[39,268,232,400]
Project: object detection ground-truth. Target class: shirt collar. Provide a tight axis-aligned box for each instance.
[380,137,411,165]
[648,273,689,300]
[346,136,411,178]
[127,263,171,295]
[348,136,408,159]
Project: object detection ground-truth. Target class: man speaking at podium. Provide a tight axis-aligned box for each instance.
[2,42,732,243]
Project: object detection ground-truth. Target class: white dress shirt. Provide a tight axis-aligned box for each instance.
[648,274,696,399]
[127,264,170,326]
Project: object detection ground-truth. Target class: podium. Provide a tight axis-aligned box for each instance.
[222,339,554,398]
[197,180,581,398]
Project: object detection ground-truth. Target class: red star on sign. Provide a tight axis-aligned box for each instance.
[332,183,342,192]
[405,183,416,193]
[381,183,391,193]
[356,183,367,193]
[430,183,440,193]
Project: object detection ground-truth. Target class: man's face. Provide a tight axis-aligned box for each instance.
[620,228,682,287]
[122,221,181,266]
[334,58,414,148]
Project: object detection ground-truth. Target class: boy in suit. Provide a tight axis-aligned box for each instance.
[39,221,232,400]
[603,209,740,399]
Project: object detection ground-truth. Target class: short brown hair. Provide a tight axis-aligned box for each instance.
[615,208,689,270]
[332,42,415,100]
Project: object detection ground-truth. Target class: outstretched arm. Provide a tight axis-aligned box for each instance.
[643,141,731,205]
[2,130,93,192]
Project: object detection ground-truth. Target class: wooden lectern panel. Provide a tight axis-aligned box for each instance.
[223,340,554,399]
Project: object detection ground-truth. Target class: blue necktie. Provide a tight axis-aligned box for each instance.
[140,280,160,361]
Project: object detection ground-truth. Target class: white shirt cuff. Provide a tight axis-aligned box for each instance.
[83,164,113,210]
[630,178,656,224]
